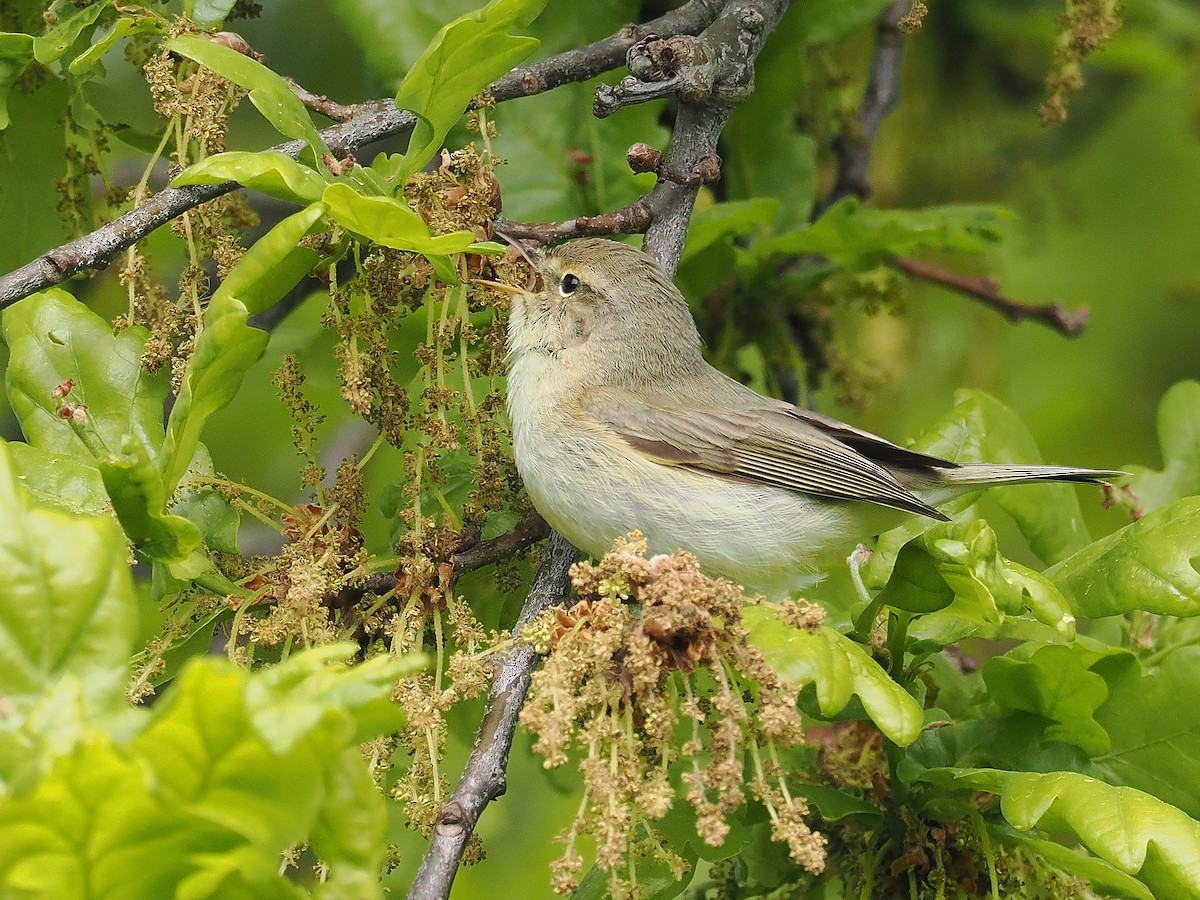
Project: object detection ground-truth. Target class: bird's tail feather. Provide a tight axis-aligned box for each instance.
[937,464,1124,486]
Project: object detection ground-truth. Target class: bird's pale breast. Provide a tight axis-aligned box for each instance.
[506,352,861,594]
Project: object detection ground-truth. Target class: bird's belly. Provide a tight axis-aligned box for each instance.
[513,416,859,595]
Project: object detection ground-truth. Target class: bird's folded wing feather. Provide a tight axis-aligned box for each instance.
[583,388,948,519]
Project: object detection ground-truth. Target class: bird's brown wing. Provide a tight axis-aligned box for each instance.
[583,387,948,520]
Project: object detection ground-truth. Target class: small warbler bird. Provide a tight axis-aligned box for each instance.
[494,237,1117,595]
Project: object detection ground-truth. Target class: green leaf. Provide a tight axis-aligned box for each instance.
[874,541,955,614]
[1046,496,1200,618]
[7,442,107,515]
[31,1,110,65]
[745,608,923,745]
[1125,380,1200,512]
[0,647,420,899]
[167,34,327,155]
[681,199,781,264]
[902,715,1091,784]
[919,768,1200,900]
[755,198,1011,271]
[0,33,35,131]
[1091,649,1200,821]
[321,182,489,282]
[67,15,158,75]
[983,645,1110,756]
[868,389,1096,575]
[193,0,240,28]
[0,438,136,755]
[992,824,1155,900]
[160,204,325,496]
[791,782,884,824]
[2,288,169,464]
[97,433,203,564]
[933,390,1097,565]
[173,150,328,206]
[391,0,548,178]
[874,519,1076,645]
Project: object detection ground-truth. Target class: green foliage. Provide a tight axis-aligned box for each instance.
[0,648,421,900]
[1124,379,1200,512]
[746,610,923,745]
[1,1,1199,898]
[389,0,548,179]
[173,151,329,206]
[161,204,324,497]
[0,436,420,899]
[920,769,1200,899]
[167,34,329,156]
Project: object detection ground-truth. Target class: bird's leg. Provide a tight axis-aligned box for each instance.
[847,543,874,607]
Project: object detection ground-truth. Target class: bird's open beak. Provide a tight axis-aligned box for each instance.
[471,278,524,295]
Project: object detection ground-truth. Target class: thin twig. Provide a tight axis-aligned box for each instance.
[284,77,362,122]
[407,531,578,900]
[890,255,1090,336]
[816,0,912,216]
[453,512,550,573]
[352,512,550,601]
[494,202,653,243]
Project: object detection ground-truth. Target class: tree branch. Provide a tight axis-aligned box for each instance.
[408,4,795,897]
[0,0,726,310]
[890,256,1090,335]
[493,201,653,243]
[285,77,363,122]
[407,531,578,900]
[817,0,912,215]
[640,0,792,274]
[0,101,414,309]
[489,0,724,102]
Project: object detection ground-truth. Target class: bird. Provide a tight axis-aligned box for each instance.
[487,237,1118,596]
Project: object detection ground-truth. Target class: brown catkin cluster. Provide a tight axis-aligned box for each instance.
[520,533,828,896]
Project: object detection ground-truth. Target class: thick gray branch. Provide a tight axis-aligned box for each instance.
[641,0,792,274]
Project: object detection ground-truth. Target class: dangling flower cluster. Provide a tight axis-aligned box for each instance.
[520,533,828,896]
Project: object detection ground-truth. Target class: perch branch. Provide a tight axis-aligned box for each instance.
[406,531,579,900]
[409,3,795,897]
[890,256,1090,335]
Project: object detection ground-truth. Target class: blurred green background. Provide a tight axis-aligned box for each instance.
[2,0,1198,895]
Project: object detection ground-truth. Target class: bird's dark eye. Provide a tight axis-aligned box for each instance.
[559,273,580,296]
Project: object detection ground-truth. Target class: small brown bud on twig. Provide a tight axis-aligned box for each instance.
[691,153,721,184]
[626,142,663,174]
[209,31,264,62]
